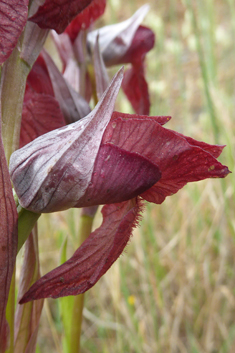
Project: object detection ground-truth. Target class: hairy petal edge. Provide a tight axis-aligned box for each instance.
[20,198,143,302]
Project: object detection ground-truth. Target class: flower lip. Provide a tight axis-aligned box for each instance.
[74,143,162,208]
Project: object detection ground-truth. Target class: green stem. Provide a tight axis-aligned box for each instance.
[0,43,30,353]
[1,47,30,164]
[69,207,98,353]
[17,208,41,253]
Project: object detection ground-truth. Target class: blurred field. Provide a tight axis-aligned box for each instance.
[23,0,235,352]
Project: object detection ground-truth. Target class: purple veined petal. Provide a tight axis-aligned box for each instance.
[28,0,93,34]
[110,111,223,158]
[9,67,124,213]
[87,4,150,66]
[93,35,109,99]
[41,49,90,124]
[0,0,28,65]
[19,198,143,302]
[0,126,18,352]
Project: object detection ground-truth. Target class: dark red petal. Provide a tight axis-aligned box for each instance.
[27,55,54,96]
[140,148,230,204]
[0,0,28,64]
[117,25,155,65]
[176,133,225,158]
[111,111,171,126]
[0,129,18,351]
[75,143,161,207]
[122,64,150,115]
[102,117,230,203]
[20,87,66,147]
[20,198,142,302]
[65,0,106,42]
[29,0,93,34]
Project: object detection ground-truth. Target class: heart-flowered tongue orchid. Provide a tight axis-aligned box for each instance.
[10,68,125,213]
[9,68,230,303]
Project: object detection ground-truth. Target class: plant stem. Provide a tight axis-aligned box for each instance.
[0,43,30,353]
[0,47,30,164]
[17,208,41,253]
[69,206,98,353]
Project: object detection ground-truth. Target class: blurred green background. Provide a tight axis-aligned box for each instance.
[18,0,235,352]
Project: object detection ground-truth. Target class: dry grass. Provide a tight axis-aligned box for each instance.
[19,0,235,352]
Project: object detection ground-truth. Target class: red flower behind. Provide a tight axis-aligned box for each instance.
[29,0,94,34]
[65,0,106,42]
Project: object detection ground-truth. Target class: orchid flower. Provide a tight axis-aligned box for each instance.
[0,1,114,350]
[87,5,154,114]
[53,5,155,114]
[0,0,231,351]
[9,68,229,302]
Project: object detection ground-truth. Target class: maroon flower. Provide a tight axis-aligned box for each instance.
[54,5,154,115]
[87,5,154,114]
[9,69,230,303]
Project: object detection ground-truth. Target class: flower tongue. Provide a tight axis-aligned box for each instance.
[9,68,124,213]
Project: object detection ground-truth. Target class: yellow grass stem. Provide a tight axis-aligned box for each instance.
[184,0,220,144]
